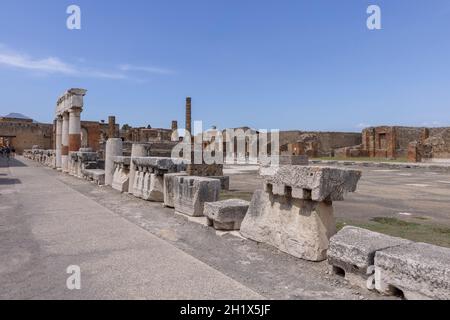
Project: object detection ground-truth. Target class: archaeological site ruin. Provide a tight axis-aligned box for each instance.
[0,86,445,301]
[2,2,450,306]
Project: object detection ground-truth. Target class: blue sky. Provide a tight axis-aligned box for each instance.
[0,0,450,132]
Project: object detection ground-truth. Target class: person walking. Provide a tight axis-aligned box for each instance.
[4,146,11,160]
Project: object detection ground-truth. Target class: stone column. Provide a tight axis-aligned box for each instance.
[68,107,82,153]
[128,143,148,194]
[55,116,63,169]
[108,116,116,138]
[105,138,123,186]
[61,112,70,172]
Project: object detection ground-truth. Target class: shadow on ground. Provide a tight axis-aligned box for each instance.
[0,158,28,168]
[0,178,21,185]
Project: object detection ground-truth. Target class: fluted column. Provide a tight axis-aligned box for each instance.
[61,112,70,172]
[55,116,63,168]
[69,107,82,153]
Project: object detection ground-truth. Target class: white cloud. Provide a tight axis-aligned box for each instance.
[119,64,174,75]
[0,45,127,80]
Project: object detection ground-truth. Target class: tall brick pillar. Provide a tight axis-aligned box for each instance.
[61,112,70,172]
[68,107,82,153]
[185,97,194,175]
[108,116,117,138]
[186,97,192,135]
[171,120,178,141]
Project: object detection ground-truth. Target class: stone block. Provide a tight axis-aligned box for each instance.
[209,176,230,190]
[204,199,250,230]
[174,176,221,217]
[260,165,361,202]
[112,165,129,193]
[133,157,186,174]
[82,169,105,186]
[375,242,450,300]
[142,173,164,202]
[240,190,336,261]
[163,172,188,208]
[327,226,411,289]
[132,169,146,198]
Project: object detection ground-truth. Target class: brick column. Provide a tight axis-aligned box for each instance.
[55,116,63,168]
[61,112,70,172]
[68,107,82,153]
[186,97,192,135]
[108,116,116,138]
[171,120,178,141]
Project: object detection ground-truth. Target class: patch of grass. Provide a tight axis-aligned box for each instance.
[313,157,409,163]
[412,216,429,221]
[336,217,450,248]
[220,190,254,202]
[370,217,419,227]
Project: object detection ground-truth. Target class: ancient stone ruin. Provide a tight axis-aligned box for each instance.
[240,165,361,261]
[20,88,450,300]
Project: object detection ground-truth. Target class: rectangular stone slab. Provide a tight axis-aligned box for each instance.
[163,172,187,208]
[240,190,336,262]
[173,176,221,217]
[260,165,361,201]
[142,173,164,202]
[132,157,186,173]
[204,199,250,230]
[328,226,411,289]
[112,166,129,193]
[375,242,450,300]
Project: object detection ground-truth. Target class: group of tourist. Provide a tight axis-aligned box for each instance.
[0,146,15,159]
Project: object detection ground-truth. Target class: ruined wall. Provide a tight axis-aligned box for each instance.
[122,127,174,143]
[362,126,424,159]
[80,121,110,152]
[421,128,450,161]
[279,131,362,157]
[0,122,53,154]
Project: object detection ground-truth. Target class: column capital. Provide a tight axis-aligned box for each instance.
[69,106,82,114]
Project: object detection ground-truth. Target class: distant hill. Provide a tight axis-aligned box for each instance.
[2,113,33,120]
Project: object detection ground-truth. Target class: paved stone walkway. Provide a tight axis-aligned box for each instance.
[0,157,261,299]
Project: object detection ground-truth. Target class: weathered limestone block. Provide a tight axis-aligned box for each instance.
[240,190,336,261]
[375,242,450,300]
[142,173,164,201]
[68,151,99,178]
[240,165,361,262]
[131,157,187,202]
[204,199,250,230]
[209,176,230,191]
[327,226,411,289]
[132,168,146,199]
[260,165,361,202]
[174,176,221,217]
[133,157,186,174]
[163,172,188,208]
[112,156,130,193]
[82,169,105,186]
